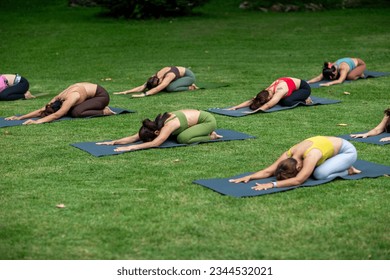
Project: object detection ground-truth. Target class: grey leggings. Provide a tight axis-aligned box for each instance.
[165,69,196,92]
[313,140,357,180]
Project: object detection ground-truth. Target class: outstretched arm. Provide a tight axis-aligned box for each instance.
[252,154,318,191]
[229,152,289,183]
[22,96,78,125]
[96,133,141,146]
[133,75,175,98]
[113,83,147,95]
[257,90,285,111]
[226,98,254,110]
[351,115,388,138]
[319,68,348,86]
[113,125,174,152]
[5,107,45,120]
[307,73,323,84]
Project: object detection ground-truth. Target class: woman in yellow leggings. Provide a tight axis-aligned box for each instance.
[97,109,222,152]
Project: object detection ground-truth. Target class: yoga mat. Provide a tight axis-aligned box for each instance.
[193,160,390,198]
[0,107,135,128]
[207,96,340,117]
[309,70,390,88]
[339,132,390,145]
[71,129,255,157]
[196,82,229,89]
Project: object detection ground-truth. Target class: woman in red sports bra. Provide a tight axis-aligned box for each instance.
[228,77,312,112]
[113,66,198,97]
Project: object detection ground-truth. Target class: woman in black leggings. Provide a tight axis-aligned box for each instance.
[0,74,34,101]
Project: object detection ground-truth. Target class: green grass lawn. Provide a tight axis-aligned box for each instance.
[0,0,389,260]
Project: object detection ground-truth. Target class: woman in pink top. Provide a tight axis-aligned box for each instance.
[0,73,34,101]
[228,77,312,112]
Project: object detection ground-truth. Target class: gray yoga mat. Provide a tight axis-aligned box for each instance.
[339,132,390,146]
[71,129,256,157]
[309,70,390,89]
[207,96,340,117]
[193,160,390,198]
[0,107,135,128]
[196,82,229,89]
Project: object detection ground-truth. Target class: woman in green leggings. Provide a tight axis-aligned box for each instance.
[97,109,222,152]
[113,66,198,97]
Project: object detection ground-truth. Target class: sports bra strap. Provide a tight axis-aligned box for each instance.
[267,79,281,93]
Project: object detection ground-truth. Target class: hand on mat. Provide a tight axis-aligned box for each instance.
[96,141,116,145]
[350,133,368,138]
[229,175,252,183]
[252,182,274,191]
[23,119,38,125]
[5,116,21,121]
[243,108,264,114]
[114,146,135,152]
[380,137,390,142]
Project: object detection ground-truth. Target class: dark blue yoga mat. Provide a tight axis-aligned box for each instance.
[196,82,229,89]
[71,129,256,157]
[309,70,390,89]
[0,107,135,128]
[207,96,340,117]
[339,132,390,146]
[193,160,390,198]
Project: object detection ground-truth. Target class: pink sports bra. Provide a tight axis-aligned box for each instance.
[0,75,8,92]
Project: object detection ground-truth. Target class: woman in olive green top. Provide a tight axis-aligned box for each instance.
[97,109,222,152]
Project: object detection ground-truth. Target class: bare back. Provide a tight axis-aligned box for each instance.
[56,82,98,106]
[268,77,301,95]
[2,74,17,86]
[156,66,186,80]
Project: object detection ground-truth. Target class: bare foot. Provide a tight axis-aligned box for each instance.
[305,97,313,105]
[24,91,36,99]
[103,107,116,115]
[189,84,199,90]
[210,131,223,140]
[348,166,361,175]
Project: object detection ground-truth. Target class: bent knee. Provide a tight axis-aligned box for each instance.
[70,108,83,118]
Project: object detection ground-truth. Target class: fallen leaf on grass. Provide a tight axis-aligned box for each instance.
[337,123,348,126]
[56,204,66,208]
[343,91,351,95]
